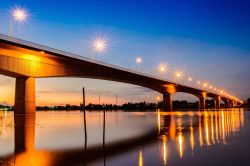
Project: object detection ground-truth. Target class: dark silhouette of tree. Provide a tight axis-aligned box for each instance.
[247,98,250,104]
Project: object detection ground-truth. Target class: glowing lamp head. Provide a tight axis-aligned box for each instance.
[203,83,208,87]
[175,71,182,78]
[12,7,27,22]
[158,64,166,73]
[95,41,105,50]
[136,57,142,64]
[188,77,192,81]
[156,96,161,101]
[92,37,107,53]
[197,81,201,85]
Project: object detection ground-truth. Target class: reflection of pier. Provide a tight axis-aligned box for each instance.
[0,112,158,166]
[0,109,245,166]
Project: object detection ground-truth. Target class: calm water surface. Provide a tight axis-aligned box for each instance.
[0,108,249,166]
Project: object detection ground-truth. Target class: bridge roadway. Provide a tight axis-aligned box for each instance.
[0,34,241,114]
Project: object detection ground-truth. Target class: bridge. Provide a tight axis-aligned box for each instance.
[0,34,242,114]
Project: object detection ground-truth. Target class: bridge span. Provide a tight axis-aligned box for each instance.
[0,34,241,114]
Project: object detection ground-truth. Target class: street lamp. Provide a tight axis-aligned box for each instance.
[10,6,28,36]
[175,71,182,82]
[156,96,161,102]
[135,57,142,72]
[203,82,208,88]
[136,57,142,64]
[91,37,107,59]
[158,64,167,75]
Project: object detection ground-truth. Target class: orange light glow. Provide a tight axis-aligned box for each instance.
[158,64,167,73]
[138,150,143,166]
[178,130,184,158]
[175,71,182,78]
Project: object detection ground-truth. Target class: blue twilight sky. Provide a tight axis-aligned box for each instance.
[0,0,250,105]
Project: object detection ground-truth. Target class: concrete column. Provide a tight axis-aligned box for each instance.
[224,99,229,108]
[199,96,206,110]
[229,101,232,108]
[215,97,221,109]
[15,77,36,114]
[230,100,235,108]
[213,99,216,109]
[233,101,237,107]
[163,93,173,111]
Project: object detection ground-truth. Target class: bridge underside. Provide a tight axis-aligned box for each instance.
[0,36,240,114]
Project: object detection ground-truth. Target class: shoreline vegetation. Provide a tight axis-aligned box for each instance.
[0,98,249,111]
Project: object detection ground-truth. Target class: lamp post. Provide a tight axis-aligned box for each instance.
[135,57,142,71]
[175,71,182,84]
[91,38,106,59]
[10,6,28,37]
[157,64,167,78]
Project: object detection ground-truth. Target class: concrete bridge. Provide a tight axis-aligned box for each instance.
[0,34,241,114]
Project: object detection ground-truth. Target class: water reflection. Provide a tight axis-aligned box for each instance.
[158,109,245,161]
[138,149,143,166]
[0,109,247,166]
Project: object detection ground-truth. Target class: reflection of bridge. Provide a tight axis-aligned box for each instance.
[0,34,241,114]
[7,114,157,166]
[0,109,245,166]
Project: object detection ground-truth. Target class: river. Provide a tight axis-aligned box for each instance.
[0,108,249,166]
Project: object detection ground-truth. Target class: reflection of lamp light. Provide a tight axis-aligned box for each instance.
[178,130,184,158]
[138,150,143,166]
[190,126,194,151]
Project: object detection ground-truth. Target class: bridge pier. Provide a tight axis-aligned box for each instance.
[199,96,206,110]
[233,101,237,107]
[163,93,173,111]
[230,100,235,108]
[15,77,36,114]
[224,99,229,108]
[215,96,221,109]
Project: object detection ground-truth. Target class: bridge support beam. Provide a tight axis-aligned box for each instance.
[230,100,236,108]
[224,99,229,108]
[199,96,206,110]
[15,77,36,114]
[215,96,221,109]
[233,101,237,107]
[163,93,173,111]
